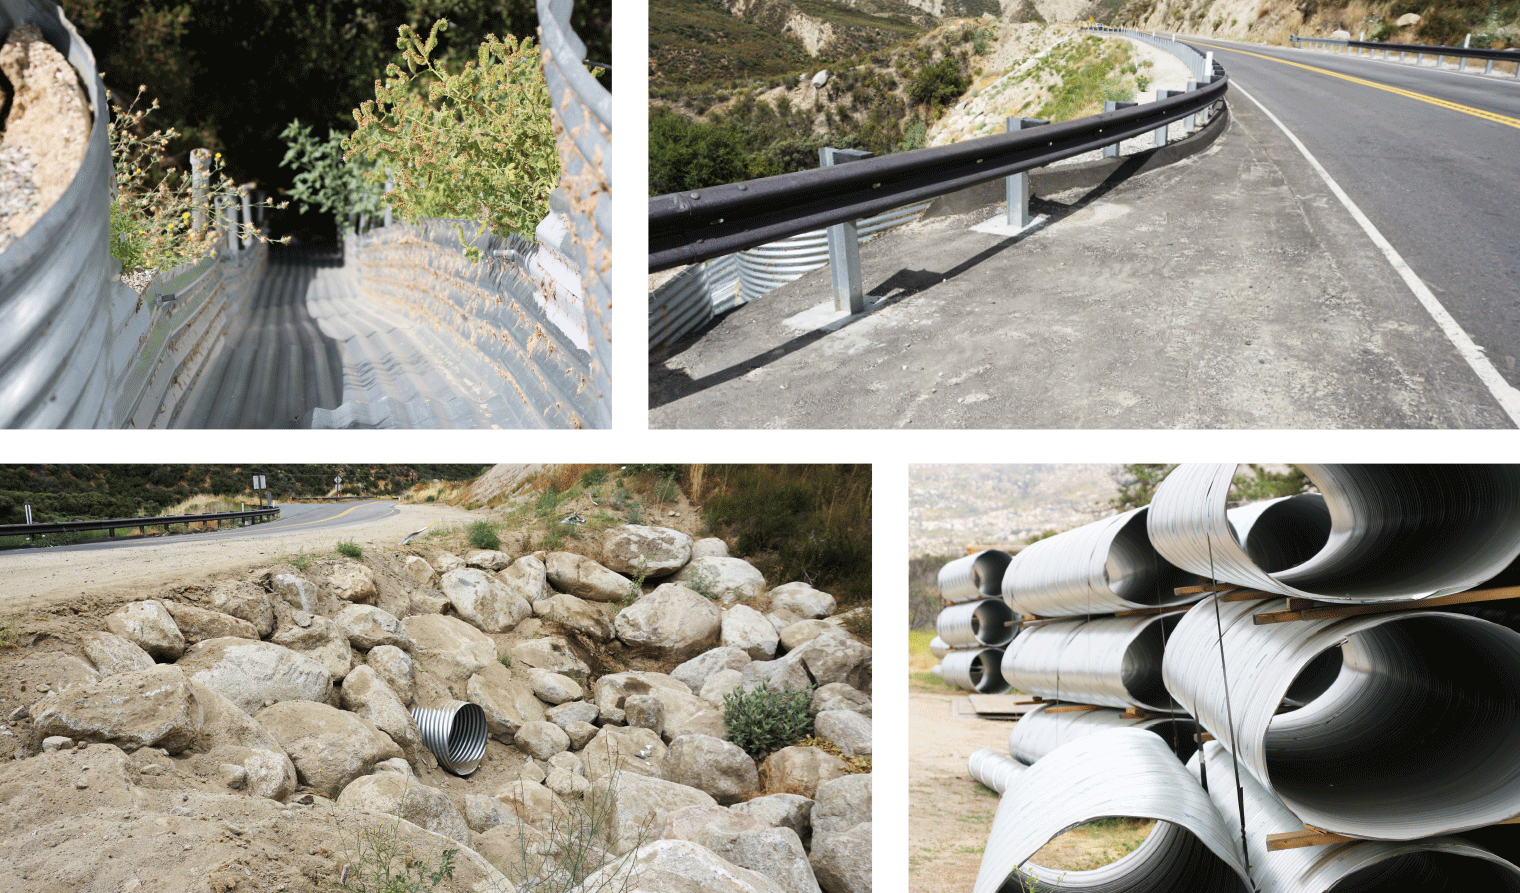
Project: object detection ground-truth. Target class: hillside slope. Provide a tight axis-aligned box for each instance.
[1114,0,1518,47]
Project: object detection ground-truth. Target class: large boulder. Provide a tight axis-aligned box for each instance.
[498,554,550,603]
[545,552,631,603]
[507,636,590,677]
[812,684,870,717]
[189,682,297,800]
[767,583,836,620]
[441,568,531,633]
[254,700,401,798]
[367,645,416,706]
[788,633,871,692]
[814,711,871,758]
[177,638,331,713]
[327,561,378,604]
[582,726,667,780]
[811,822,871,893]
[340,665,422,755]
[270,614,354,682]
[269,574,340,616]
[577,840,789,893]
[467,661,547,742]
[588,773,718,855]
[337,774,469,844]
[162,601,258,644]
[723,605,780,660]
[672,647,751,694]
[614,584,721,661]
[105,600,185,661]
[533,592,613,641]
[30,665,202,754]
[334,605,411,651]
[779,620,841,653]
[402,614,497,698]
[494,777,567,831]
[465,550,512,572]
[77,632,154,677]
[209,580,275,636]
[429,552,465,575]
[662,734,760,804]
[812,775,870,834]
[760,747,851,799]
[603,525,694,578]
[691,538,730,560]
[529,669,583,705]
[672,557,766,605]
[731,794,815,843]
[698,826,821,893]
[661,805,769,842]
[546,700,599,728]
[700,669,745,710]
[402,555,438,587]
[13,651,99,698]
[594,672,712,738]
[740,654,813,695]
[515,720,571,760]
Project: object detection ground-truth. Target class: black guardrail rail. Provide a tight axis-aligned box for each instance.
[648,68,1227,272]
[1291,34,1520,64]
[0,506,279,538]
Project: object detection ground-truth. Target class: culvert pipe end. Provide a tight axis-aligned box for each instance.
[1009,702,1198,766]
[939,550,1014,604]
[937,647,1007,693]
[938,598,1018,648]
[1001,613,1183,711]
[412,701,488,776]
[968,747,1026,795]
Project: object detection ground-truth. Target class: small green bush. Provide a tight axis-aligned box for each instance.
[580,466,608,487]
[467,520,501,551]
[336,540,363,559]
[723,683,817,761]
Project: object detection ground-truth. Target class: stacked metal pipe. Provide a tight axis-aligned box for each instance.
[932,550,1016,691]
[1009,702,1198,765]
[999,613,1182,711]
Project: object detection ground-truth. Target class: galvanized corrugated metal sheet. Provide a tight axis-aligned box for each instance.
[0,0,128,427]
[972,728,1251,893]
[1009,702,1197,765]
[968,747,1026,794]
[1164,593,1520,840]
[935,646,1007,693]
[938,598,1017,648]
[1226,494,1329,574]
[939,550,1014,604]
[1000,613,1183,711]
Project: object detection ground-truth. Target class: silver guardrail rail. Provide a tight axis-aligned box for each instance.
[1291,34,1520,76]
[0,504,279,540]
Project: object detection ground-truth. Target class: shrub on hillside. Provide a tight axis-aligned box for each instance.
[724,684,817,761]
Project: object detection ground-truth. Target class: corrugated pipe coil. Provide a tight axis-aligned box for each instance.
[1192,741,1520,892]
[411,701,488,776]
[1002,506,1198,617]
[1227,493,1331,573]
[1165,594,1520,839]
[938,598,1018,648]
[1149,464,1520,602]
[972,728,1251,893]
[968,747,1027,795]
[1009,702,1198,765]
[939,550,1013,604]
[935,647,1007,693]
[1000,613,1184,711]
[929,635,950,658]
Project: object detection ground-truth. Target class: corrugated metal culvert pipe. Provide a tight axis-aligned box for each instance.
[935,647,1007,693]
[938,598,1018,648]
[1227,493,1330,573]
[929,635,950,657]
[1165,594,1520,839]
[999,613,1184,711]
[0,0,127,427]
[939,550,1013,604]
[967,747,1026,795]
[412,701,488,776]
[1149,464,1520,602]
[972,729,1252,893]
[1002,507,1198,617]
[1193,741,1520,893]
[1008,702,1197,765]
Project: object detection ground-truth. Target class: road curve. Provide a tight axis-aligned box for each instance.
[1183,37,1520,400]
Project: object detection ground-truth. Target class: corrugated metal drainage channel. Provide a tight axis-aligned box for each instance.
[412,701,488,776]
[648,200,930,349]
[0,0,125,427]
[539,0,610,428]
[1009,702,1197,766]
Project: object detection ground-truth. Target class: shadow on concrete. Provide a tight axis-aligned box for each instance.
[649,155,1149,410]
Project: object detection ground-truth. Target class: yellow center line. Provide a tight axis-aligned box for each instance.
[184,501,372,539]
[1193,39,1520,130]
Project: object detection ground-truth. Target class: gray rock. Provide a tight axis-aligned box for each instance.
[465,549,512,572]
[335,605,411,651]
[586,773,718,855]
[162,601,259,644]
[812,683,870,717]
[515,720,570,760]
[564,721,598,750]
[270,574,339,616]
[672,646,751,694]
[544,552,632,603]
[533,592,613,641]
[494,777,566,831]
[529,669,583,705]
[602,525,694,578]
[701,826,821,893]
[31,665,202,754]
[662,734,760,805]
[340,665,422,755]
[811,822,871,893]
[690,538,730,560]
[441,568,532,634]
[730,794,814,842]
[740,654,813,695]
[254,700,402,798]
[594,672,711,741]
[814,711,870,758]
[672,557,766,605]
[327,561,378,604]
[77,632,154,677]
[467,662,547,742]
[778,620,841,653]
[367,645,416,706]
[546,765,590,797]
[464,793,511,833]
[812,774,871,833]
[723,605,779,660]
[576,839,788,893]
[787,633,871,692]
[105,600,185,661]
[546,700,599,728]
[206,742,297,800]
[700,669,745,710]
[547,750,582,775]
[41,736,72,753]
[402,614,497,698]
[337,774,469,844]
[613,584,721,661]
[507,636,589,677]
[402,555,438,587]
[210,580,276,636]
[625,695,665,736]
[271,614,354,682]
[178,638,331,714]
[13,651,100,698]
[582,726,667,780]
[497,554,550,603]
[662,804,769,841]
[428,552,465,575]
[759,746,851,799]
[767,583,836,620]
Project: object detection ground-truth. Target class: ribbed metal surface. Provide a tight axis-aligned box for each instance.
[1194,741,1520,892]
[1149,464,1520,602]
[1009,702,1197,765]
[0,0,128,428]
[1002,507,1196,617]
[929,636,950,658]
[1164,594,1520,839]
[972,728,1251,893]
[939,550,1014,604]
[1227,494,1330,573]
[412,700,488,776]
[968,747,1026,794]
[938,598,1018,648]
[936,647,1007,693]
[1000,613,1183,711]
[538,0,610,427]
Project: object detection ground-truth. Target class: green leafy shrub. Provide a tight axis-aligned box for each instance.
[347,19,560,242]
[908,57,969,109]
[580,467,608,487]
[280,120,385,234]
[336,540,363,559]
[467,520,501,551]
[723,683,817,761]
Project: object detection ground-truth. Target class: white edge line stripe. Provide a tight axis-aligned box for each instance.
[1230,81,1520,427]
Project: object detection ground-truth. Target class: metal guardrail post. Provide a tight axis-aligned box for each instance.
[1184,80,1198,130]
[1154,91,1182,146]
[819,146,872,313]
[1006,117,1048,228]
[1103,101,1139,158]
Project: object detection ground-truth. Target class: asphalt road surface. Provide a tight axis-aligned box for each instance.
[1,500,400,556]
[1184,37,1520,408]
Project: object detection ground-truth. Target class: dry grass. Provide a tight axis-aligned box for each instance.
[1029,818,1156,870]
